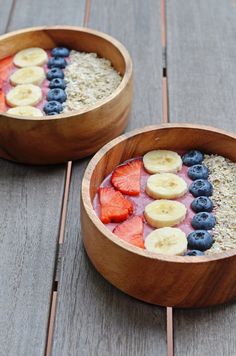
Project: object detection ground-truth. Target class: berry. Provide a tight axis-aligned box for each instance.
[191,212,216,230]
[51,47,70,57]
[187,230,213,251]
[185,250,204,256]
[113,216,144,248]
[188,164,209,180]
[47,111,60,116]
[191,196,213,213]
[182,150,204,166]
[111,160,142,196]
[99,187,133,224]
[47,57,67,69]
[189,179,213,197]
[47,88,67,103]
[46,68,64,80]
[43,101,63,114]
[49,78,66,90]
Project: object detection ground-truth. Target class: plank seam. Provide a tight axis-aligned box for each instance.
[4,0,16,32]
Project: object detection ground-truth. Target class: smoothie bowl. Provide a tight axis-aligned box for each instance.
[0,26,132,164]
[81,124,236,308]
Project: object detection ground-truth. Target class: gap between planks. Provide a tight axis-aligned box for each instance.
[45,1,91,355]
[161,0,174,355]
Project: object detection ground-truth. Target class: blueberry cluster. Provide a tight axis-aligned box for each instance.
[182,150,215,256]
[43,47,70,116]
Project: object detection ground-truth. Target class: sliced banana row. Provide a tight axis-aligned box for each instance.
[6,48,47,117]
[145,227,187,255]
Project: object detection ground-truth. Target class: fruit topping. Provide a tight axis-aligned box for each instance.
[187,230,214,251]
[47,88,67,103]
[13,48,48,67]
[144,200,187,228]
[182,150,204,166]
[191,196,213,213]
[43,101,63,114]
[51,47,70,57]
[10,66,45,86]
[99,187,133,224]
[0,90,6,112]
[48,57,67,69]
[46,68,65,80]
[111,160,142,196]
[7,106,43,117]
[189,179,213,197]
[49,78,66,90]
[191,212,216,230]
[188,164,209,180]
[185,250,204,256]
[0,56,13,81]
[146,172,187,199]
[143,150,182,174]
[145,227,187,255]
[6,84,42,107]
[113,216,144,248]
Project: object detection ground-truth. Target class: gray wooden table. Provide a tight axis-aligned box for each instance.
[0,0,236,355]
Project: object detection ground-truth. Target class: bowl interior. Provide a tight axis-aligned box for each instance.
[89,124,236,202]
[0,27,126,76]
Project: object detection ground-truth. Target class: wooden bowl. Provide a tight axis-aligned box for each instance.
[81,124,236,308]
[0,26,132,164]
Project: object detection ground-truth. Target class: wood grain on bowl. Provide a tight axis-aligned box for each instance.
[0,26,132,164]
[81,124,236,308]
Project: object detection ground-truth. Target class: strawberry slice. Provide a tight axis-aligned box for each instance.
[0,56,13,81]
[111,159,142,196]
[99,187,133,224]
[0,90,6,112]
[113,216,144,248]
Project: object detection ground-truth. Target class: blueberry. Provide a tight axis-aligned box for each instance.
[49,78,66,90]
[182,150,204,166]
[47,88,67,103]
[47,111,61,116]
[46,68,64,80]
[188,164,209,180]
[48,57,67,69]
[189,179,213,197]
[187,230,213,251]
[51,47,70,57]
[43,101,63,114]
[191,196,213,213]
[185,250,205,256]
[191,212,216,230]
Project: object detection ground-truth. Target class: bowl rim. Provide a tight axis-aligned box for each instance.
[81,123,236,264]
[0,25,133,121]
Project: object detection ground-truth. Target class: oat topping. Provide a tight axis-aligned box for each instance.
[62,51,122,112]
[203,154,236,254]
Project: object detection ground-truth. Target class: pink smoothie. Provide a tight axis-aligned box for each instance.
[93,156,196,242]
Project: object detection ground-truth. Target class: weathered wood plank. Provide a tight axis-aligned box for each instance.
[0,0,13,34]
[0,1,85,355]
[167,0,236,130]
[167,0,236,354]
[7,0,86,29]
[52,1,166,355]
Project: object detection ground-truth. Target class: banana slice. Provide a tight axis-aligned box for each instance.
[145,227,187,256]
[6,84,42,107]
[144,199,187,228]
[143,150,182,174]
[146,173,188,199]
[7,106,43,118]
[10,66,45,86]
[13,48,48,67]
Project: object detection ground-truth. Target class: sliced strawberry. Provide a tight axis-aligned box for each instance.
[113,216,144,248]
[0,56,13,81]
[111,159,142,196]
[0,90,6,112]
[99,187,133,224]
